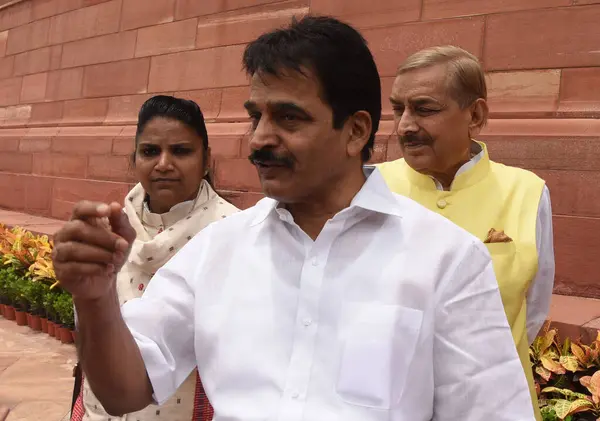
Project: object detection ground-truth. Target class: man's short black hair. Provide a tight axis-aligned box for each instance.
[242,15,381,162]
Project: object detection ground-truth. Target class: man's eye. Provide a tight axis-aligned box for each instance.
[417,108,438,114]
[282,114,298,121]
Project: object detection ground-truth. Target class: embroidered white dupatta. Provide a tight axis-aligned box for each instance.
[79,180,239,421]
[116,179,239,304]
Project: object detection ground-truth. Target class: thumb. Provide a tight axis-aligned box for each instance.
[107,202,136,247]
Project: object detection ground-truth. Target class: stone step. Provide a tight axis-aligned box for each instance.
[0,208,64,236]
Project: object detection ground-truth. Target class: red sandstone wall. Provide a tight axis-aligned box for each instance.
[0,0,598,298]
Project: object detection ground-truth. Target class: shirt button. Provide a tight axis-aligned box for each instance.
[437,199,448,209]
[311,257,318,266]
[303,318,312,327]
[292,392,300,399]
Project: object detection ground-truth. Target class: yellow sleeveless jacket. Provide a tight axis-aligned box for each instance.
[377,141,544,420]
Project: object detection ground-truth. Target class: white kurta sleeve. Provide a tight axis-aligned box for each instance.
[526,185,555,344]
[120,233,206,406]
[433,241,535,421]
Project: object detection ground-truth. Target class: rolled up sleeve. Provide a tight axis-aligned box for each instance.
[121,235,203,405]
[433,241,536,421]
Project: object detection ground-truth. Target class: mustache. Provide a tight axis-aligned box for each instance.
[399,132,433,145]
[248,148,294,167]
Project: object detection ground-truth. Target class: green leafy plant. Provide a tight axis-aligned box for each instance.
[540,370,600,420]
[14,273,33,312]
[0,267,9,304]
[541,406,573,421]
[0,267,26,309]
[53,290,74,329]
[0,224,59,313]
[533,327,600,421]
[21,280,49,315]
[43,288,60,322]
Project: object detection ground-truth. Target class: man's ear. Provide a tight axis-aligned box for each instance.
[346,110,372,159]
[468,98,488,138]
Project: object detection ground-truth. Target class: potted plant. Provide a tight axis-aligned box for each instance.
[539,370,600,420]
[22,279,47,331]
[0,267,18,321]
[0,265,10,318]
[28,244,57,334]
[54,290,74,344]
[533,327,600,420]
[43,289,59,337]
[13,275,31,326]
[0,268,7,316]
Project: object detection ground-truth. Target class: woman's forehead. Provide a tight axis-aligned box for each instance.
[138,117,200,142]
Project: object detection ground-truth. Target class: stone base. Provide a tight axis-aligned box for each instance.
[547,294,600,344]
[0,208,64,236]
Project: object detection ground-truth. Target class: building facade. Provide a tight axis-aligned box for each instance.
[0,0,598,299]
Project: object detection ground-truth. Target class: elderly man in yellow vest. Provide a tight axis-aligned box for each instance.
[377,46,555,420]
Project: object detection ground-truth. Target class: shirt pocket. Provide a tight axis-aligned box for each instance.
[336,302,423,410]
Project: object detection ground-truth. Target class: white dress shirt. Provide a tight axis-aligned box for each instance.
[365,145,556,345]
[121,169,535,421]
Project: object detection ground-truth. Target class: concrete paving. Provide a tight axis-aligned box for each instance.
[0,318,75,421]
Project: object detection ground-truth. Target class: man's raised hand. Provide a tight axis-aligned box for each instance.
[52,201,136,302]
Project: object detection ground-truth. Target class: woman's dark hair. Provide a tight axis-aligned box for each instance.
[242,15,381,162]
[134,95,212,184]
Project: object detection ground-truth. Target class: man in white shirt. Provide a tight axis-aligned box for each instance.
[375,46,554,420]
[52,16,535,421]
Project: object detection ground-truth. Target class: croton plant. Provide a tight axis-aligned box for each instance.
[532,327,600,421]
[0,223,73,329]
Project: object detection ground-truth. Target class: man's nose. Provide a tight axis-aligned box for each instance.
[396,110,419,136]
[248,116,279,152]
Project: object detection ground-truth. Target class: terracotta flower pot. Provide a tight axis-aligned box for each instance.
[0,303,5,315]
[15,310,28,326]
[71,330,77,342]
[41,317,48,333]
[47,321,55,337]
[29,314,42,331]
[4,306,15,321]
[59,327,74,344]
[26,312,32,325]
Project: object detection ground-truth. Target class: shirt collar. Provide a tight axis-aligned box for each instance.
[405,140,490,191]
[250,168,403,227]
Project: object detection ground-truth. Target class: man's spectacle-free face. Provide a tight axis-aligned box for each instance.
[245,69,355,204]
[390,63,485,184]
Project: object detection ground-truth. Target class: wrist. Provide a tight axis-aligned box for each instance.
[73,286,120,323]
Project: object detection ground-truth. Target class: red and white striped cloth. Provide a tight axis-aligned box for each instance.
[71,369,213,421]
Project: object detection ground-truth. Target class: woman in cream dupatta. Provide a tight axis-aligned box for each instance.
[71,95,238,421]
